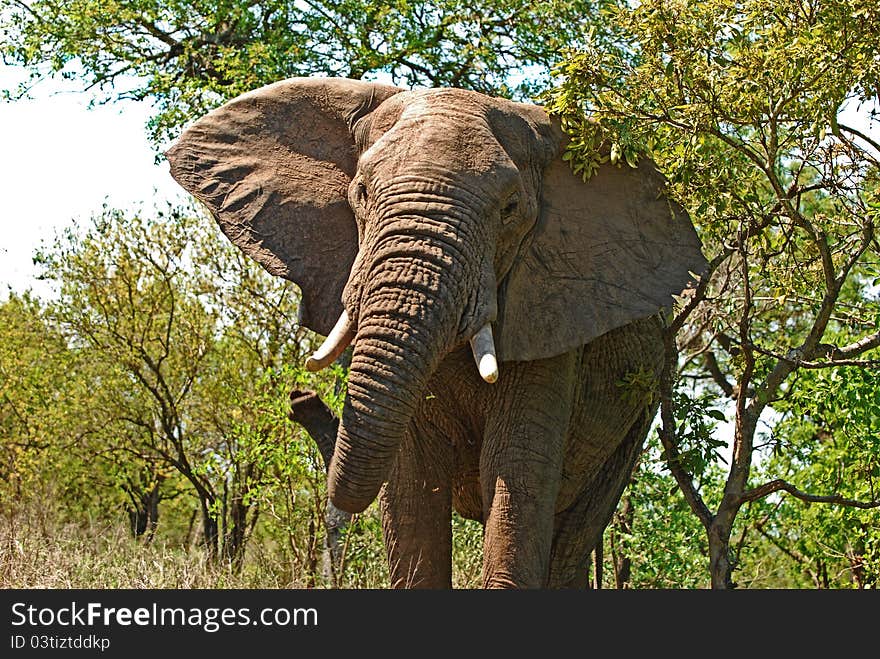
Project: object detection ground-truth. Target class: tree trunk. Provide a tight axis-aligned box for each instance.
[708,509,736,589]
[184,508,198,548]
[610,495,633,589]
[224,495,250,571]
[707,401,758,589]
[126,481,161,542]
[289,388,351,584]
[199,496,219,560]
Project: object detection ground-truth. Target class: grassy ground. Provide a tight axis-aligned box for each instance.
[1,507,484,589]
[0,511,284,588]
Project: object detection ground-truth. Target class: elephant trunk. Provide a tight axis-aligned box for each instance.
[328,216,484,513]
[327,323,435,513]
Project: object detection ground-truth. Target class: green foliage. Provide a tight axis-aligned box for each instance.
[1,0,607,143]
[550,0,880,587]
[616,365,659,410]
[0,293,74,506]
[4,0,878,588]
[25,205,329,564]
[334,512,389,587]
[452,513,484,587]
[751,362,880,587]
[668,389,729,487]
[605,440,716,588]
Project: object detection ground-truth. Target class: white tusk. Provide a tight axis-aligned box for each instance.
[306,310,355,372]
[469,323,499,384]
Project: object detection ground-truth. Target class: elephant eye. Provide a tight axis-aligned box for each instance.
[500,197,518,221]
[350,179,368,210]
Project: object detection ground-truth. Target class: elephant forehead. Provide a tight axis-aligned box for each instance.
[363,93,516,181]
[407,87,489,112]
[365,88,486,131]
[412,89,555,175]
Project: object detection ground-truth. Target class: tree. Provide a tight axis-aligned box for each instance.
[0,293,71,508]
[549,0,880,588]
[40,208,221,550]
[0,292,156,534]
[600,440,715,588]
[4,0,611,584]
[34,205,332,566]
[1,0,604,143]
[747,361,879,587]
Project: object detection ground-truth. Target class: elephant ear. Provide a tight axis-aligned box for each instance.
[166,77,402,335]
[496,135,707,362]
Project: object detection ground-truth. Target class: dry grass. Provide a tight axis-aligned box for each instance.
[0,509,297,589]
[1,506,485,589]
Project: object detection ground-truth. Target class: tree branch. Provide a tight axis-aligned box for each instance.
[827,328,880,359]
[754,519,809,566]
[725,241,758,509]
[670,210,778,335]
[669,249,728,333]
[9,0,43,24]
[741,479,880,509]
[748,343,880,370]
[134,18,181,48]
[704,349,735,397]
[838,122,880,156]
[657,331,714,531]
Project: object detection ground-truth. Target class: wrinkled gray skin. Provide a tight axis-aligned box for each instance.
[167,78,706,588]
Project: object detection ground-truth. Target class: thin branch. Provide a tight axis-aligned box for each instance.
[9,0,43,24]
[801,358,880,368]
[756,240,842,407]
[670,249,729,333]
[836,220,875,288]
[827,328,880,359]
[741,479,880,509]
[754,520,809,566]
[748,343,880,370]
[657,330,714,531]
[838,122,880,156]
[704,350,735,397]
[395,56,442,83]
[134,18,181,48]
[671,207,781,335]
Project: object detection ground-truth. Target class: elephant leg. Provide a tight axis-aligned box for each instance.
[480,353,576,588]
[379,424,453,588]
[547,406,655,588]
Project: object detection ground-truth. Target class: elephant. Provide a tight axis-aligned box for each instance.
[166,77,706,588]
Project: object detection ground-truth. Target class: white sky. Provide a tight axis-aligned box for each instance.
[1,64,878,301]
[0,65,185,298]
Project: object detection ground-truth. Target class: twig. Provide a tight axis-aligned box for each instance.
[657,330,714,531]
[740,479,880,509]
[838,122,880,156]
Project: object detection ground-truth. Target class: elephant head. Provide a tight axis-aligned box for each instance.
[166,77,706,514]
